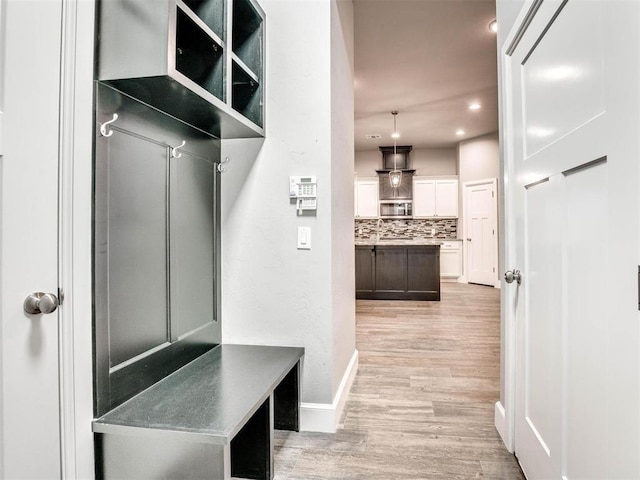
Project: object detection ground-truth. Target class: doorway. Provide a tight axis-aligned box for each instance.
[463,178,498,287]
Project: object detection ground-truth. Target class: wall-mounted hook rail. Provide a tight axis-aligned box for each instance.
[171,140,186,158]
[100,113,118,137]
[217,157,231,173]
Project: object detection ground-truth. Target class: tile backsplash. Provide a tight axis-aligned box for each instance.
[355,218,457,241]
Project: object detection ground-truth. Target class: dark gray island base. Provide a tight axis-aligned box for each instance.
[93,344,304,480]
[356,243,441,301]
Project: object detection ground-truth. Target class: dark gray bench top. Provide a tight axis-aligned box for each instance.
[92,344,304,444]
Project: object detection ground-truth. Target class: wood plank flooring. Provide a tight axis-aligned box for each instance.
[274,282,524,480]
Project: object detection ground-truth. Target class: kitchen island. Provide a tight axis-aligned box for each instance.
[355,239,441,301]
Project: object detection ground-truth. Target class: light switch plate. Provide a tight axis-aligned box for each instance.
[297,227,311,250]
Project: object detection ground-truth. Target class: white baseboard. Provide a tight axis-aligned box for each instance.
[300,349,359,433]
[494,401,512,453]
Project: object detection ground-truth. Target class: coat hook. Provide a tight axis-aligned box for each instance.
[100,113,118,137]
[172,140,186,158]
[217,157,230,173]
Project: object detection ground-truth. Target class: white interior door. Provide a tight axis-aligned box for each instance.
[503,1,640,478]
[0,0,64,476]
[465,179,497,286]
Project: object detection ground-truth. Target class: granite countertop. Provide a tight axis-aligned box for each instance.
[355,237,457,246]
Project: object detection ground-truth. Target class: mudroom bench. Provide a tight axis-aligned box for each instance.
[93,344,304,480]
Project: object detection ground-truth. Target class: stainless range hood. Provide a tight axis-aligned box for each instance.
[376,145,414,201]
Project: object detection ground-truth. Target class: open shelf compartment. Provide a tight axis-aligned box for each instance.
[181,0,226,40]
[176,7,225,102]
[232,0,263,78]
[232,60,263,128]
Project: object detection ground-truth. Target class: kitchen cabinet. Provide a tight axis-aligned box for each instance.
[354,178,379,218]
[440,240,462,278]
[413,177,459,217]
[355,245,440,300]
[355,246,375,292]
[98,0,264,138]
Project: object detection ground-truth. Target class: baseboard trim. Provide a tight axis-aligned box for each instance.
[300,349,359,433]
[495,401,512,452]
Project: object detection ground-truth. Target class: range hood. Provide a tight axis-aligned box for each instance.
[378,145,412,170]
[376,145,414,201]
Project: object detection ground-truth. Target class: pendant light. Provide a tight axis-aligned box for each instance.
[389,111,402,188]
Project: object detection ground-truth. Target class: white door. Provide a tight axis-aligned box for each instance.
[502,1,640,478]
[465,179,497,286]
[1,0,65,476]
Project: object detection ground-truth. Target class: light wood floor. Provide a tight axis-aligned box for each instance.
[274,282,524,480]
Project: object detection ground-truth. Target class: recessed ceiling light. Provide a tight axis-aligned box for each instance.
[365,134,382,139]
[489,20,498,33]
[469,103,482,111]
[391,132,400,139]
[456,129,465,136]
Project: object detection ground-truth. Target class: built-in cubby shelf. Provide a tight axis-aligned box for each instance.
[232,60,263,127]
[232,0,263,77]
[98,0,265,138]
[182,0,226,39]
[176,8,225,101]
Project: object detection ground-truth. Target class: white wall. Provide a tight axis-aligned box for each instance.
[457,132,500,283]
[355,147,457,177]
[330,0,356,398]
[221,0,356,430]
[458,132,500,184]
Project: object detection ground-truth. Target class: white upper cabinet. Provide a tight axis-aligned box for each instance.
[413,177,459,217]
[434,179,459,217]
[354,178,379,218]
[413,179,436,217]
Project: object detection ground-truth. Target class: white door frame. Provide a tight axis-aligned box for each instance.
[58,0,96,477]
[495,0,536,453]
[462,178,499,287]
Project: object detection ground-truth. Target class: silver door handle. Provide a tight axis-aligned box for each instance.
[24,292,59,314]
[504,270,522,285]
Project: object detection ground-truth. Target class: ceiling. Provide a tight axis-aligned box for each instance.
[353,0,499,151]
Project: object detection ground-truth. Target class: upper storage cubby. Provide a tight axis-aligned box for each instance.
[230,0,263,127]
[182,0,226,39]
[232,0,263,77]
[97,0,265,138]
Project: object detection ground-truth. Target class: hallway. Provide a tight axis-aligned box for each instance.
[274,282,524,479]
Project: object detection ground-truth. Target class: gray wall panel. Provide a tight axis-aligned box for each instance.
[107,132,169,367]
[170,152,216,338]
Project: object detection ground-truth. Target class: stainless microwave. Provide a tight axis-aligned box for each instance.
[379,201,412,218]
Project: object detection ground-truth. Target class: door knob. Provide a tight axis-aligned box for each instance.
[504,270,522,285]
[24,292,59,314]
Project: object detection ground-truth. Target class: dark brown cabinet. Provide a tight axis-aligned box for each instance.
[355,246,375,293]
[355,245,440,301]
